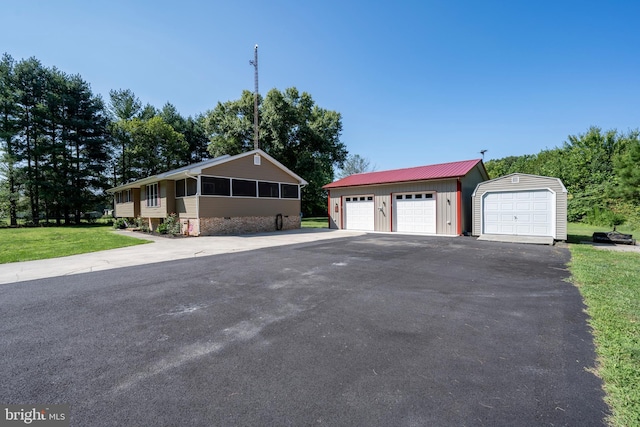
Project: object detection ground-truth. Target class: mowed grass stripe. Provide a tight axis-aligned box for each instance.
[0,226,149,264]
[569,244,640,427]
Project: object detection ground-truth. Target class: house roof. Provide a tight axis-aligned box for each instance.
[107,149,307,193]
[323,159,485,189]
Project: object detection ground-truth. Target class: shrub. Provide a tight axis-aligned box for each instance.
[134,217,150,233]
[83,211,103,223]
[113,218,128,229]
[166,213,181,235]
[157,222,168,234]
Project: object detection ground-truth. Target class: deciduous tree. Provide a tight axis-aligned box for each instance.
[204,87,348,215]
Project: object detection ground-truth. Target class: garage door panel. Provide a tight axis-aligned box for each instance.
[483,190,553,237]
[345,198,374,231]
[395,194,436,233]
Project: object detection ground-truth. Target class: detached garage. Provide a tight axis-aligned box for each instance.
[472,173,567,242]
[324,159,489,235]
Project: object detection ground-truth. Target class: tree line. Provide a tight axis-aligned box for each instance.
[485,127,640,229]
[0,54,348,225]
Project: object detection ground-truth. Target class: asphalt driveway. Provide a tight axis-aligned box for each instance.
[0,234,607,426]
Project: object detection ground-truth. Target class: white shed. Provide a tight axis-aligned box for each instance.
[472,173,567,243]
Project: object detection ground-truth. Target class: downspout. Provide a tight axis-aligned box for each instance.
[456,178,462,235]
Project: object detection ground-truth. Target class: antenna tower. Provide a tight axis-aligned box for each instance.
[250,45,259,150]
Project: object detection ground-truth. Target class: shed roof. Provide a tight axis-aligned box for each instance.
[472,172,567,196]
[323,159,485,189]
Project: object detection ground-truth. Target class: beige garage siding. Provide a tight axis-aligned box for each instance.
[472,173,567,240]
[328,179,459,234]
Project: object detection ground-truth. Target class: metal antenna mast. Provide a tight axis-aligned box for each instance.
[250,44,259,150]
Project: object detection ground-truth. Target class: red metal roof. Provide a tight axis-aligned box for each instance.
[323,159,484,189]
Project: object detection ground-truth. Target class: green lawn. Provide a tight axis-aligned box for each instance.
[0,225,149,264]
[568,223,640,427]
[567,222,637,244]
[301,216,329,228]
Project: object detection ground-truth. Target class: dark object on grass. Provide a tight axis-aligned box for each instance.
[593,231,636,245]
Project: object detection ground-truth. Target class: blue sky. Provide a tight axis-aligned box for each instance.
[2,0,639,170]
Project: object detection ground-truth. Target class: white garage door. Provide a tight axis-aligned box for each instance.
[483,190,554,236]
[394,193,436,233]
[345,196,374,231]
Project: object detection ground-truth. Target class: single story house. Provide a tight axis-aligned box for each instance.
[323,159,489,235]
[107,149,307,236]
[471,173,568,242]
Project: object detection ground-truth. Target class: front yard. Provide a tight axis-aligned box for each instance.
[0,225,149,264]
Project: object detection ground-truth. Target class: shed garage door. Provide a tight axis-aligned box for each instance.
[345,196,374,231]
[483,190,553,236]
[394,193,436,233]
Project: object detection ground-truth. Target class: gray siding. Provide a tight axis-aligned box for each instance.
[472,173,567,240]
[328,179,459,235]
[201,155,298,183]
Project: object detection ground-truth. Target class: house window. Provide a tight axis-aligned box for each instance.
[281,184,299,199]
[258,181,279,198]
[186,178,197,196]
[176,178,198,197]
[116,190,131,203]
[232,179,257,197]
[146,183,159,207]
[202,177,230,196]
[175,179,186,197]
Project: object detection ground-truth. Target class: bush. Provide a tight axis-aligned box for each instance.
[82,211,103,223]
[584,207,625,229]
[157,222,168,234]
[163,213,180,236]
[113,218,128,229]
[609,201,640,231]
[134,217,150,233]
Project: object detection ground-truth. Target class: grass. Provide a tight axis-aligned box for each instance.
[301,216,329,228]
[0,225,149,264]
[568,223,640,426]
[567,222,637,244]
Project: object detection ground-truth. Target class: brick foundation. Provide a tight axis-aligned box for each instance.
[199,215,301,236]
